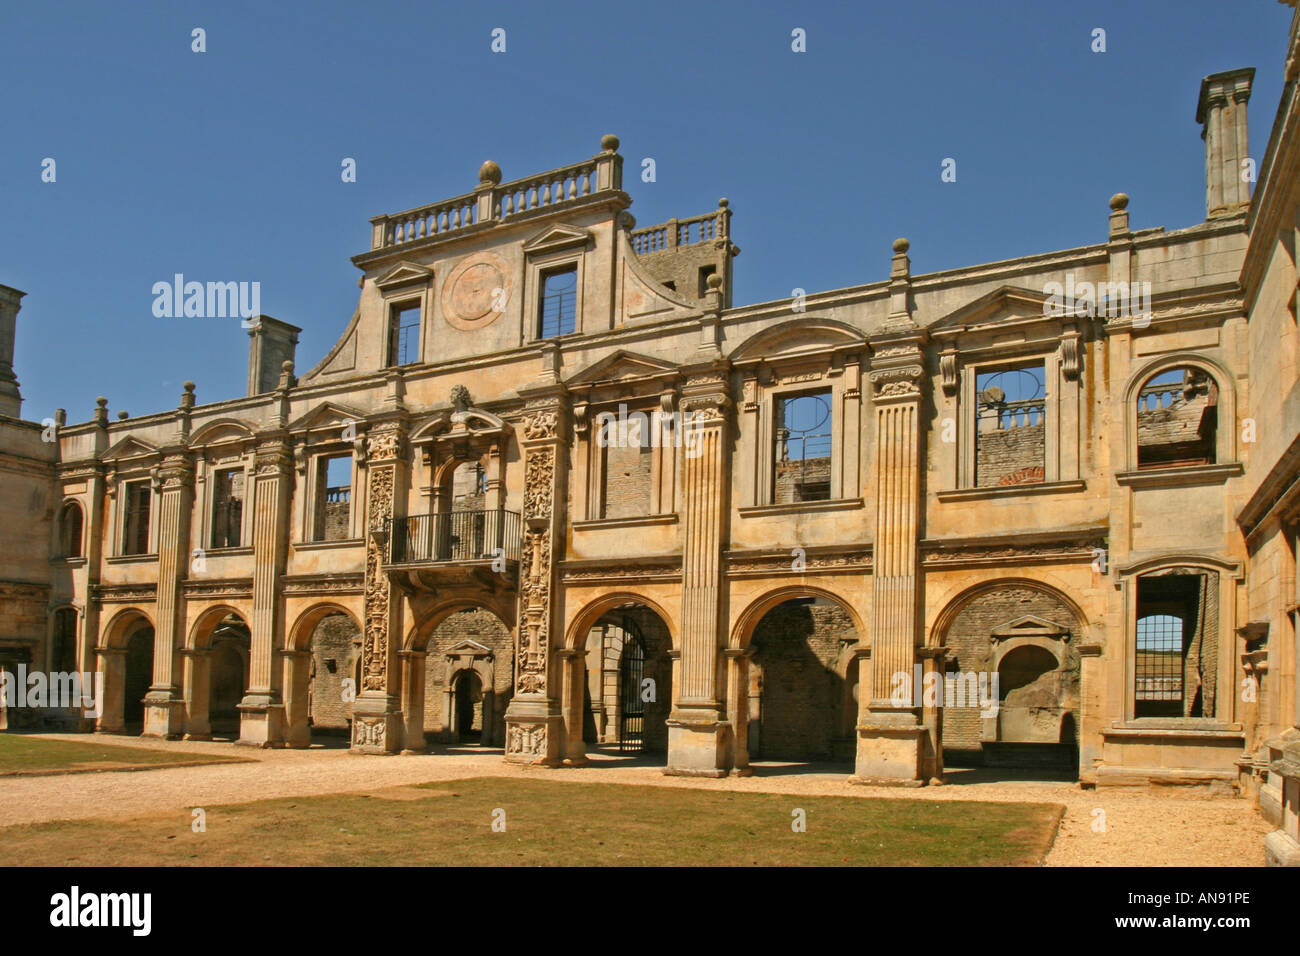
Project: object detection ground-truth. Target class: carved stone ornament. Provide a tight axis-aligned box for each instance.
[507,722,547,755]
[366,428,402,462]
[868,364,924,398]
[522,409,558,441]
[361,464,395,692]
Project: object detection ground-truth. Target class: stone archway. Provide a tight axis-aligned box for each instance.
[97,609,155,735]
[745,596,860,766]
[183,607,251,741]
[560,596,676,766]
[933,581,1084,776]
[284,605,362,748]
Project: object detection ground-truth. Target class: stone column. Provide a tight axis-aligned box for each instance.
[856,242,928,785]
[237,439,293,746]
[503,392,566,765]
[666,364,732,777]
[558,648,588,766]
[352,421,408,754]
[181,648,212,740]
[1197,68,1255,219]
[398,649,427,753]
[724,647,753,776]
[95,648,126,733]
[142,454,193,739]
[281,648,312,748]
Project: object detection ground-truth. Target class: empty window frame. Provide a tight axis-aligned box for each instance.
[387,302,421,367]
[1136,367,1218,469]
[974,362,1046,488]
[773,390,832,504]
[538,265,577,339]
[1134,573,1215,718]
[313,455,352,542]
[210,467,245,549]
[50,607,78,674]
[58,501,84,558]
[121,480,152,556]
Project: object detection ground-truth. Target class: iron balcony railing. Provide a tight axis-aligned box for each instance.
[386,510,521,566]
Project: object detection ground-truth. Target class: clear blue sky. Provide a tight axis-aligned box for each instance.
[1,0,1292,424]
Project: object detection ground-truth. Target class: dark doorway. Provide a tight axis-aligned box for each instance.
[455,671,483,742]
[123,627,154,728]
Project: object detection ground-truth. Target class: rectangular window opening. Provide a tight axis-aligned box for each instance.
[314,455,352,542]
[387,302,421,367]
[122,480,151,556]
[974,362,1046,488]
[538,265,577,339]
[773,390,832,504]
[1135,573,1215,718]
[210,467,245,549]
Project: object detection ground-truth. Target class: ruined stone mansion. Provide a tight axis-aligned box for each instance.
[2,11,1299,865]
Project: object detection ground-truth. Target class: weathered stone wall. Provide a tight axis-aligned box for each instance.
[750,600,858,761]
[321,498,350,541]
[423,608,513,740]
[942,587,1080,760]
[773,455,831,503]
[602,441,652,518]
[309,613,360,730]
[976,423,1045,487]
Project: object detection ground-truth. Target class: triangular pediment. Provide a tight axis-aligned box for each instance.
[288,402,370,434]
[566,350,679,386]
[991,614,1070,639]
[446,639,492,656]
[102,435,160,461]
[522,223,591,254]
[929,286,1055,336]
[374,261,434,289]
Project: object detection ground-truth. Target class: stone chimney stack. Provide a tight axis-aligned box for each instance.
[0,285,27,419]
[247,315,302,396]
[1197,67,1255,219]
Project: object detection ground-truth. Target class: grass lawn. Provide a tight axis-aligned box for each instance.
[0,776,1063,866]
[0,734,248,776]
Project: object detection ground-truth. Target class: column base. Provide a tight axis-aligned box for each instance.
[1265,829,1300,866]
[237,695,286,748]
[503,698,562,766]
[854,715,925,784]
[141,693,186,739]
[350,695,403,754]
[665,710,731,777]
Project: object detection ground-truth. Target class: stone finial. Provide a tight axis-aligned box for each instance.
[706,272,723,291]
[54,408,66,427]
[600,134,620,153]
[278,359,295,390]
[117,410,129,420]
[718,197,729,208]
[94,397,109,426]
[181,381,196,409]
[1108,193,1131,239]
[479,160,502,185]
[893,237,910,254]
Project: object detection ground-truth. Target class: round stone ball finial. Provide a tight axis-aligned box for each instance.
[601,134,620,152]
[718,198,729,208]
[183,381,195,392]
[479,160,502,185]
[706,273,724,291]
[117,410,129,421]
[1109,192,1129,211]
[95,396,108,408]
[893,237,910,254]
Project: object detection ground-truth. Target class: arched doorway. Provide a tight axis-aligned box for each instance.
[747,596,859,766]
[419,606,512,749]
[935,581,1083,777]
[283,606,362,748]
[568,601,673,764]
[123,627,154,729]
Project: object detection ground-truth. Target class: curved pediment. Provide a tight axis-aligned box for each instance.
[409,407,510,443]
[189,418,257,447]
[729,317,867,363]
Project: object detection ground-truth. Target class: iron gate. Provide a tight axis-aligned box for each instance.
[618,621,647,753]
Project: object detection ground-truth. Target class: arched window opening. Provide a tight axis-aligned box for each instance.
[1136,367,1218,469]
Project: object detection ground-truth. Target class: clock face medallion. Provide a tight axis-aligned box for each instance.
[442,253,511,330]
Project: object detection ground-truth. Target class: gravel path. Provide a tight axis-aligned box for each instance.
[1,733,1269,866]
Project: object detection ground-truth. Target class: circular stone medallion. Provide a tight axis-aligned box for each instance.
[442,253,511,330]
